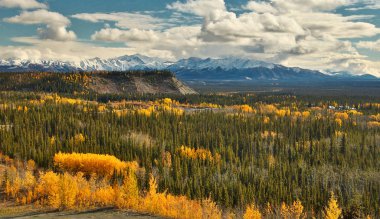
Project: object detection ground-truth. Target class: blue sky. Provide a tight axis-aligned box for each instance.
[0,0,379,76]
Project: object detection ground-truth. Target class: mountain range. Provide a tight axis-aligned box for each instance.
[0,55,378,83]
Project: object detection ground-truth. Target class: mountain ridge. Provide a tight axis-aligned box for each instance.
[0,55,378,82]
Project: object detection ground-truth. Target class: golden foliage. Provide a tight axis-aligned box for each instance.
[35,171,61,208]
[140,175,208,219]
[280,201,304,219]
[367,121,380,128]
[323,192,342,219]
[199,102,221,108]
[281,202,291,218]
[369,113,380,121]
[259,104,278,114]
[137,106,155,117]
[243,203,262,219]
[335,118,343,127]
[263,116,270,124]
[301,111,310,118]
[261,131,280,139]
[178,146,220,162]
[54,152,138,178]
[70,133,85,145]
[49,136,56,145]
[291,199,304,219]
[232,105,256,113]
[201,197,222,219]
[97,105,107,112]
[116,170,140,209]
[334,112,349,120]
[348,110,362,116]
[276,108,290,118]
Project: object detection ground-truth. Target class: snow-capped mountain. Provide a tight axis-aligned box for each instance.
[0,55,377,82]
[79,54,169,71]
[168,57,275,70]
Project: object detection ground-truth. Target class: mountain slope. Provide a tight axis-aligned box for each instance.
[0,71,197,95]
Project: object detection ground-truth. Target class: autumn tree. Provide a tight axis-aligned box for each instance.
[244,203,262,219]
[324,193,342,219]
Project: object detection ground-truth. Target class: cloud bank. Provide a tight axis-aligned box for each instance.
[4,10,76,41]
[0,0,46,9]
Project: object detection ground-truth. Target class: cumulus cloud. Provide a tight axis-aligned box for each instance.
[357,39,380,51]
[0,0,46,9]
[346,0,380,11]
[166,0,380,75]
[167,0,226,18]
[1,37,136,62]
[265,0,353,12]
[72,12,165,30]
[2,0,378,76]
[92,28,160,42]
[91,26,203,58]
[4,10,76,41]
[80,0,379,75]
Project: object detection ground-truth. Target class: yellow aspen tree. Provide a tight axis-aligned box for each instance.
[26,159,35,171]
[35,171,61,208]
[323,192,342,219]
[291,199,304,219]
[74,172,92,209]
[281,202,291,219]
[24,171,36,191]
[201,197,222,219]
[60,173,79,209]
[117,169,139,209]
[243,203,262,219]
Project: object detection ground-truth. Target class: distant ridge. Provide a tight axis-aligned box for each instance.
[0,55,378,83]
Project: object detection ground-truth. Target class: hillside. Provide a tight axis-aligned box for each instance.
[0,71,197,95]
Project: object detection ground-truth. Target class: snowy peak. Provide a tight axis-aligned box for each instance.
[0,55,378,82]
[78,54,168,71]
[172,57,275,70]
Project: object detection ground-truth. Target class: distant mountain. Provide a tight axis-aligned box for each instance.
[0,55,378,83]
[168,58,327,82]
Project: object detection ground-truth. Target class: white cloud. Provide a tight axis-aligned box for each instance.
[357,39,380,51]
[244,1,278,13]
[164,0,380,75]
[91,26,203,58]
[267,0,354,12]
[72,12,166,30]
[1,0,378,76]
[346,0,380,11]
[92,28,160,42]
[4,10,76,41]
[0,0,46,9]
[5,9,70,26]
[1,37,138,62]
[167,0,226,18]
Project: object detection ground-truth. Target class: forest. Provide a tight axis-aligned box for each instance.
[0,89,379,218]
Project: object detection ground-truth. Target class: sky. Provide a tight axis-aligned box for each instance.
[0,0,379,76]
